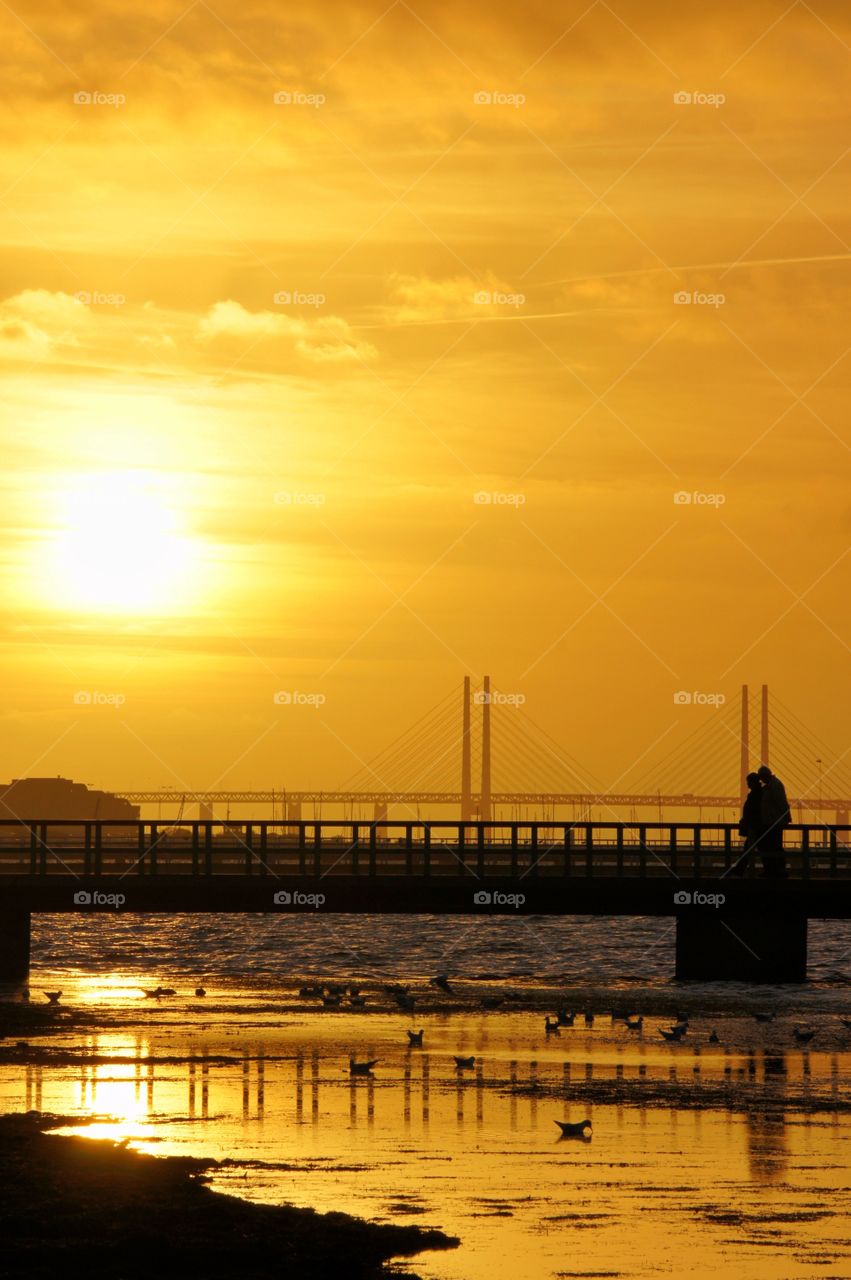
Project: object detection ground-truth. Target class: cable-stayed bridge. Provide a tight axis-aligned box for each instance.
[118,682,850,822]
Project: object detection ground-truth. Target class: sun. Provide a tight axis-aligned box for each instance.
[44,471,199,614]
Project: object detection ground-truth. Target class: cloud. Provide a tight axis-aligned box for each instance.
[388,273,525,323]
[0,289,88,359]
[197,299,377,363]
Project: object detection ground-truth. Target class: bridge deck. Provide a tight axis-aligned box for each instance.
[0,820,848,917]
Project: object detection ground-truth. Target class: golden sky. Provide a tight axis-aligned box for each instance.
[0,0,848,797]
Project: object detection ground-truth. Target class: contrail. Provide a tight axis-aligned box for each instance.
[535,252,851,288]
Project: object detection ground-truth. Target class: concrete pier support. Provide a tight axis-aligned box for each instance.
[0,910,31,979]
[675,911,807,982]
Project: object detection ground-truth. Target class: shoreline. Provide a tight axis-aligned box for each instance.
[0,1111,457,1279]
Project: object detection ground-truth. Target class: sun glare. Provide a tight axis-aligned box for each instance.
[43,471,199,614]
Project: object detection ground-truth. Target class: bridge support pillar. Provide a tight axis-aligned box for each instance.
[675,911,807,983]
[0,910,31,979]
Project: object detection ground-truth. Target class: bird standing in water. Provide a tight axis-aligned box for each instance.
[555,1119,592,1138]
[349,1058,378,1075]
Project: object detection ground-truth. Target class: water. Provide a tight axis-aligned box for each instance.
[3,915,851,1279]
[28,913,851,993]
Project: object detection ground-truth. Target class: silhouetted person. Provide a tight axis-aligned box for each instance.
[758,765,791,878]
[732,772,763,875]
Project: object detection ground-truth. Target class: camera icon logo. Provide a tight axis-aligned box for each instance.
[273,290,292,304]
[473,290,492,305]
[673,690,692,705]
[673,890,692,905]
[73,291,92,305]
[273,91,292,104]
[73,890,92,905]
[473,890,492,905]
[673,91,692,105]
[73,91,92,105]
[673,491,692,505]
[473,91,492,105]
[273,691,292,704]
[273,890,292,905]
[673,290,692,305]
[73,690,92,704]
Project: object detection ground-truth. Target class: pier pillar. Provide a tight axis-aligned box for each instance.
[0,910,31,979]
[675,911,807,983]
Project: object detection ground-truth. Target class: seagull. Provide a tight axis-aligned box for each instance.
[545,1016,561,1034]
[840,1018,851,1031]
[625,1016,644,1031]
[454,1055,475,1069]
[349,994,366,1008]
[481,995,504,1010]
[349,1058,378,1075]
[556,1008,575,1026]
[584,1012,594,1027]
[322,994,342,1007]
[431,974,453,993]
[659,1026,687,1042]
[395,993,416,1012]
[156,987,177,996]
[42,991,62,1005]
[754,1011,776,1023]
[384,983,410,998]
[671,1019,689,1035]
[793,1027,816,1044]
[407,1029,424,1047]
[298,985,323,999]
[555,1119,592,1138]
[348,986,361,998]
[194,987,206,997]
[709,1029,720,1044]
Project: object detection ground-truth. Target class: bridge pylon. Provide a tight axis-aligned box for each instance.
[480,674,492,821]
[461,676,473,821]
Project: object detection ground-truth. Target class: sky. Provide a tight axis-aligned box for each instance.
[0,0,848,801]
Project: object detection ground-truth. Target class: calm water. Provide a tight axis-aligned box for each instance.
[3,915,851,1279]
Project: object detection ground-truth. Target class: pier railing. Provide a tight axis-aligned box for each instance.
[0,819,849,879]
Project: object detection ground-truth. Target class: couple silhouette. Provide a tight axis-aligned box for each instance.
[733,765,792,877]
